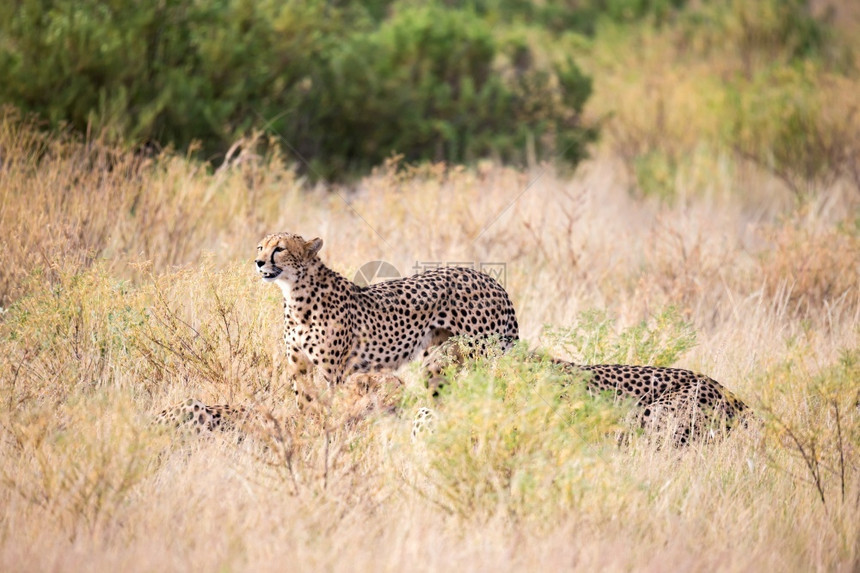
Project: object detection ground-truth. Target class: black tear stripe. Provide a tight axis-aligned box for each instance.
[270,246,284,266]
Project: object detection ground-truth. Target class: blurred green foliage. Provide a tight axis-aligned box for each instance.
[0,0,841,182]
[464,0,687,34]
[591,0,847,201]
[0,0,602,177]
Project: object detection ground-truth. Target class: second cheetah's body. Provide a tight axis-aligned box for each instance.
[411,357,749,444]
[561,362,748,444]
[156,399,249,433]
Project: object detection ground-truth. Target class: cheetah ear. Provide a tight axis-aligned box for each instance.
[305,237,323,257]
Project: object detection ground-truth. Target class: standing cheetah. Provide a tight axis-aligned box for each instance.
[156,232,519,432]
[255,232,519,395]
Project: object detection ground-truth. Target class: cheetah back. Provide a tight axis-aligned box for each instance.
[345,266,519,375]
[576,364,747,417]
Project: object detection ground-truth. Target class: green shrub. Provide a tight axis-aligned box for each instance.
[542,307,698,367]
[411,346,626,521]
[0,0,352,156]
[318,5,595,175]
[718,0,829,63]
[0,0,596,178]
[458,0,687,35]
[723,65,859,196]
[586,0,844,200]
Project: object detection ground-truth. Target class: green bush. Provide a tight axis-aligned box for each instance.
[723,64,858,196]
[409,345,627,521]
[0,0,352,157]
[542,307,698,367]
[318,5,595,175]
[0,0,596,178]
[457,0,687,35]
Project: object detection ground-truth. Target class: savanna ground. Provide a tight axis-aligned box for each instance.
[2,3,860,571]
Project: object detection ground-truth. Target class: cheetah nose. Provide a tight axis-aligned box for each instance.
[255,259,264,268]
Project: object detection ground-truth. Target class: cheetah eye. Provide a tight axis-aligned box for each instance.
[273,247,285,254]
[257,245,262,251]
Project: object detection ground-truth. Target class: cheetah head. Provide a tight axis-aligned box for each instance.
[255,233,324,286]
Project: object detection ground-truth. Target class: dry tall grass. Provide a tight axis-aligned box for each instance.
[2,6,860,564]
[1,104,858,570]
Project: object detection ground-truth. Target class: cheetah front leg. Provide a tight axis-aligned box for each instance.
[284,347,315,406]
[290,333,352,407]
[419,328,476,395]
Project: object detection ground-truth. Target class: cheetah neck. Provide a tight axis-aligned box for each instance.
[277,260,353,312]
[275,280,293,301]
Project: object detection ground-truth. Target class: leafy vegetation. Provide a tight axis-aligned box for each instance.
[0,0,597,177]
[412,346,628,522]
[583,0,859,201]
[542,307,698,366]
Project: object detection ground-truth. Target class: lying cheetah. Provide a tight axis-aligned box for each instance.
[156,399,251,434]
[156,373,404,439]
[561,362,748,445]
[409,350,749,445]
